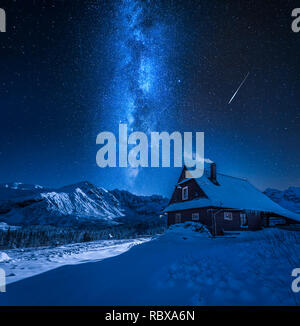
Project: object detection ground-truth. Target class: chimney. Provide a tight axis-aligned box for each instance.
[210,163,217,184]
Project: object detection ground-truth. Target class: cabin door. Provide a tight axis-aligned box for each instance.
[240,213,248,228]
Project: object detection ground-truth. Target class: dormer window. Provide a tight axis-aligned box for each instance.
[182,186,188,201]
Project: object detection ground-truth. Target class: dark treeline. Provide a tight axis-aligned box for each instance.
[0,222,166,249]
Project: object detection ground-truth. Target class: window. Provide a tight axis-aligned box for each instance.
[175,213,181,224]
[192,213,199,221]
[224,212,233,221]
[182,186,188,201]
[240,213,248,227]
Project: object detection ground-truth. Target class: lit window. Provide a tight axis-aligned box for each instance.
[192,213,199,221]
[182,186,188,201]
[224,212,233,221]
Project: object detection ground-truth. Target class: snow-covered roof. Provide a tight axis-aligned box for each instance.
[164,168,300,222]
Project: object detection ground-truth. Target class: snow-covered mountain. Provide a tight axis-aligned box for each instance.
[111,189,169,221]
[264,187,300,214]
[0,182,168,227]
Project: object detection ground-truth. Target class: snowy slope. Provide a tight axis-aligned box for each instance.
[0,238,150,285]
[0,182,167,227]
[111,189,169,222]
[1,223,299,306]
[41,182,125,223]
[264,187,300,214]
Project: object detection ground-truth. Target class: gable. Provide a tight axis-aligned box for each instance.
[169,177,207,205]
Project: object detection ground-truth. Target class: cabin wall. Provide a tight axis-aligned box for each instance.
[167,208,262,233]
[215,210,262,231]
[167,208,212,227]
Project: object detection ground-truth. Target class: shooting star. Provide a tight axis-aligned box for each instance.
[228,72,250,104]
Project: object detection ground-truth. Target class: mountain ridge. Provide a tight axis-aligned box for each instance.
[264,186,300,214]
[0,182,168,227]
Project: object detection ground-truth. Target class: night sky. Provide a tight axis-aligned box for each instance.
[0,0,299,197]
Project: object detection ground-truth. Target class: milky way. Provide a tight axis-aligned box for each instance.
[112,0,168,133]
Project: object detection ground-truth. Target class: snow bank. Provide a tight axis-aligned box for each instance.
[0,238,150,285]
[166,222,211,237]
[0,252,11,262]
[0,222,9,231]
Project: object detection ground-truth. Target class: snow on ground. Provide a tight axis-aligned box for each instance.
[1,223,300,305]
[0,252,11,263]
[0,238,150,285]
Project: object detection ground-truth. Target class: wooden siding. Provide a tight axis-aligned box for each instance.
[167,208,212,227]
[167,208,263,233]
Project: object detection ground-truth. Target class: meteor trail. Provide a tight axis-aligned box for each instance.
[228,72,250,104]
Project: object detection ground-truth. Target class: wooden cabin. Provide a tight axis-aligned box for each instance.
[164,163,300,235]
